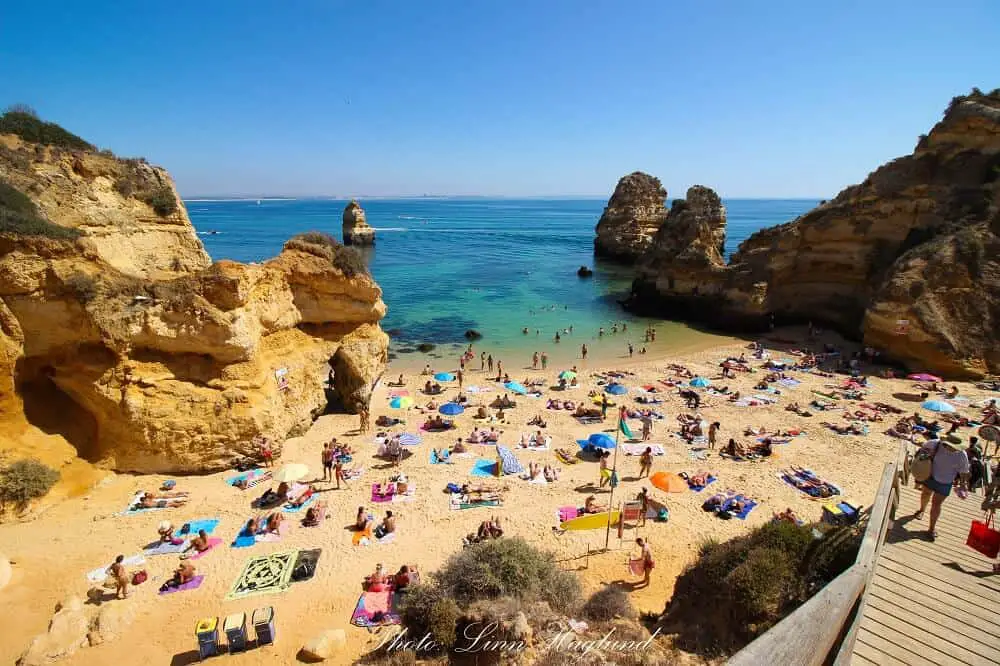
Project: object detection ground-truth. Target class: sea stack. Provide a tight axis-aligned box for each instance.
[594,171,668,262]
[342,199,375,246]
[628,89,1000,378]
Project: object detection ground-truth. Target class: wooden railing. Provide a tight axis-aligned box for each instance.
[728,443,909,666]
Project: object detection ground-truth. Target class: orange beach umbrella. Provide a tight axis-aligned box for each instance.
[650,472,687,493]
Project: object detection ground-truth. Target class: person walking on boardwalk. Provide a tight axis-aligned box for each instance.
[913,435,971,541]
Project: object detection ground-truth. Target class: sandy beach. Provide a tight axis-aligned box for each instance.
[1,328,988,666]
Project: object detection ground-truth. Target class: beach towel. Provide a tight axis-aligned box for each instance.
[622,443,665,456]
[143,539,189,556]
[159,575,205,595]
[350,588,401,627]
[723,498,758,520]
[780,469,842,498]
[450,496,503,510]
[282,495,316,513]
[86,555,145,584]
[470,458,498,478]
[226,550,298,601]
[398,433,422,446]
[227,469,272,489]
[497,446,524,475]
[188,538,223,560]
[342,467,365,480]
[291,548,322,582]
[232,534,257,548]
[121,492,176,514]
[558,506,581,523]
[181,518,220,535]
[687,448,708,461]
[752,394,778,404]
[555,449,579,465]
[778,378,801,388]
[688,475,717,492]
[628,559,646,577]
[371,483,395,502]
[516,438,551,452]
[389,389,410,398]
[257,522,288,542]
[430,449,451,464]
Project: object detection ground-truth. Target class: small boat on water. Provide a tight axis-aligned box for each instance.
[256,199,261,205]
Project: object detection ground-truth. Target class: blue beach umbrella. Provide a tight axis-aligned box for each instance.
[576,433,616,449]
[434,372,456,382]
[690,377,711,388]
[605,383,628,395]
[439,402,465,416]
[922,400,956,413]
[504,381,528,395]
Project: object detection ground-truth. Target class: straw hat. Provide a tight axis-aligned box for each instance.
[158,520,172,532]
[943,435,969,450]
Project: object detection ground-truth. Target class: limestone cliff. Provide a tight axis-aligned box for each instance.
[342,199,375,246]
[628,90,1000,378]
[0,115,388,472]
[594,171,668,262]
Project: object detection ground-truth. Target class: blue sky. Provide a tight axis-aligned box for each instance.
[1,1,997,198]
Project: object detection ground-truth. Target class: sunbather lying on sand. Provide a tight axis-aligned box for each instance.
[288,485,315,508]
[160,561,196,591]
[584,495,606,514]
[528,414,547,427]
[423,415,453,430]
[139,493,189,509]
[183,530,212,554]
[303,502,326,527]
[773,507,801,524]
[680,470,716,487]
[822,421,866,436]
[265,512,283,534]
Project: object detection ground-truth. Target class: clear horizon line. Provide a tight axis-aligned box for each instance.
[181,194,827,201]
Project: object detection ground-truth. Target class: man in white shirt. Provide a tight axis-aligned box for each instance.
[914,435,970,541]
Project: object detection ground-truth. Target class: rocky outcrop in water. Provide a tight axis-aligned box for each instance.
[342,199,375,246]
[594,171,668,262]
[0,115,388,472]
[628,90,1000,378]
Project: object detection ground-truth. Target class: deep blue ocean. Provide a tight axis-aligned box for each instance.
[186,198,818,367]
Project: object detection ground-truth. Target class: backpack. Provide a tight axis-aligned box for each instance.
[911,443,939,483]
[132,570,148,585]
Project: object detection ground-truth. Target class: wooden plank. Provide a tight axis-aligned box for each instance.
[881,548,1000,598]
[856,614,975,666]
[853,635,922,666]
[848,649,885,666]
[891,537,998,573]
[861,606,994,665]
[854,628,937,666]
[875,560,1000,615]
[873,568,1000,628]
[864,595,1000,661]
[857,463,899,565]
[729,566,865,666]
[870,576,1000,634]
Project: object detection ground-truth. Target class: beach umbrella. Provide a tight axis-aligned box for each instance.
[434,372,456,382]
[273,463,309,483]
[389,396,413,409]
[576,433,616,449]
[605,383,628,395]
[439,402,465,416]
[559,370,577,380]
[650,471,687,493]
[690,377,711,388]
[504,381,528,395]
[398,433,423,446]
[922,400,956,413]
[908,373,942,382]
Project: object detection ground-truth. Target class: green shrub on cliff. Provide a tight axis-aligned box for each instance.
[0,179,81,240]
[0,458,60,513]
[143,186,178,216]
[0,106,94,151]
[662,520,860,656]
[284,231,370,277]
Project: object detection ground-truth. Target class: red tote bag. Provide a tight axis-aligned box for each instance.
[966,512,1000,559]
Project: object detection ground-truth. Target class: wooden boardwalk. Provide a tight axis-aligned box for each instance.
[850,484,1000,665]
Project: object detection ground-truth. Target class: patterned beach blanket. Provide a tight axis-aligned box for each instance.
[350,588,402,627]
[226,550,298,600]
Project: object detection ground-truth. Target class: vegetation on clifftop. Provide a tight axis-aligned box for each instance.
[0,178,81,240]
[284,231,370,277]
[0,458,60,514]
[0,105,94,151]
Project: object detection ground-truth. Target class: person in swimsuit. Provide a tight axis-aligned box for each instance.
[109,554,129,599]
[322,443,334,482]
[636,538,654,588]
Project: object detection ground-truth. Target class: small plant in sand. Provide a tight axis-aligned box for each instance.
[582,585,637,621]
[0,458,60,514]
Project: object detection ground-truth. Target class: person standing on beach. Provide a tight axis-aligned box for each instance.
[635,538,654,588]
[541,352,548,370]
[457,368,464,388]
[532,352,539,369]
[641,415,652,441]
[488,355,494,373]
[639,447,653,477]
[481,352,486,371]
[110,555,129,599]
[708,422,720,449]
[497,360,503,379]
[554,332,561,343]
[599,450,611,488]
[581,344,588,360]
[599,327,604,337]
[322,443,334,482]
[628,343,634,357]
[601,394,609,419]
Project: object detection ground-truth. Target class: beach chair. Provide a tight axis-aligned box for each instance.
[621,501,643,527]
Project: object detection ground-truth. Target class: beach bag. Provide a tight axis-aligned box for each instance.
[131,570,148,585]
[966,512,999,558]
[911,443,939,483]
[446,482,462,494]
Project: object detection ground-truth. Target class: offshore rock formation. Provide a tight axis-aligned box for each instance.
[629,90,1000,378]
[594,171,668,262]
[342,199,375,246]
[0,124,388,473]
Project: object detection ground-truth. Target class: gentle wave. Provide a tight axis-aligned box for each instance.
[372,227,408,232]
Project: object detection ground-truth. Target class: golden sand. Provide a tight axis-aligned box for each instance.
[0,329,980,665]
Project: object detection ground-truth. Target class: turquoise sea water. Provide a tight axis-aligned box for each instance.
[186,198,819,368]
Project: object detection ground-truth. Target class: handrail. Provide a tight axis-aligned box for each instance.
[728,444,906,666]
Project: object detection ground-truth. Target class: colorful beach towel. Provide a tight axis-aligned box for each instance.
[342,467,365,480]
[450,496,503,510]
[226,550,298,601]
[622,443,665,456]
[778,378,801,388]
[188,538,223,560]
[350,588,402,627]
[282,495,316,513]
[781,469,842,498]
[159,575,205,595]
[144,539,189,556]
[227,469,272,488]
[430,449,451,464]
[628,558,646,577]
[558,506,581,523]
[470,458,498,478]
[291,548,322,583]
[721,496,758,520]
[688,475,717,492]
[555,449,579,465]
[181,518,220,535]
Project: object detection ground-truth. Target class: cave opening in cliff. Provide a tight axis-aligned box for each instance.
[15,359,101,462]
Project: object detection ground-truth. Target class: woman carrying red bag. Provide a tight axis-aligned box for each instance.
[912,435,971,541]
[981,474,1000,572]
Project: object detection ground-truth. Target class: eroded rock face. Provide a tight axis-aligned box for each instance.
[342,199,375,246]
[594,171,668,262]
[0,135,389,472]
[629,91,1000,378]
